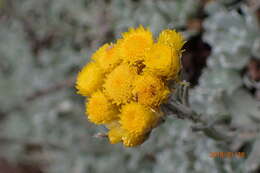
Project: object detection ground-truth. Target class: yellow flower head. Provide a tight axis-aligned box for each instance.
[103,63,137,105]
[120,102,159,135]
[133,73,170,107]
[108,123,147,147]
[108,125,124,144]
[122,132,148,147]
[118,26,153,64]
[145,43,181,79]
[92,43,121,73]
[86,91,119,124]
[158,29,185,54]
[76,62,104,96]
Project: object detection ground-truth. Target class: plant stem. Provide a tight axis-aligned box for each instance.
[164,102,231,141]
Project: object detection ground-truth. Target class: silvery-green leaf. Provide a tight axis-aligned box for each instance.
[252,38,260,59]
[224,89,260,127]
[203,5,259,69]
[245,137,260,172]
[199,68,242,95]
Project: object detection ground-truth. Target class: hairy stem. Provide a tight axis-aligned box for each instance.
[163,82,232,141]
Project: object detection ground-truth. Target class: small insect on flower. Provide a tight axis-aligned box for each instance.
[75,25,185,147]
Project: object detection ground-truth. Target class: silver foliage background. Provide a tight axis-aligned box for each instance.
[0,0,259,173]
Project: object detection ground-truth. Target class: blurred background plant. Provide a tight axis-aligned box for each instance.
[0,0,259,173]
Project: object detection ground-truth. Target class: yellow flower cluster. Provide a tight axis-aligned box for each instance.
[76,26,185,147]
